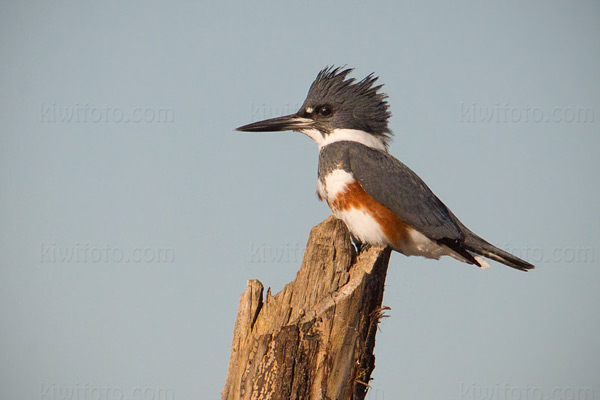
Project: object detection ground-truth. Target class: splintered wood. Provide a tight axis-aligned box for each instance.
[222,216,391,400]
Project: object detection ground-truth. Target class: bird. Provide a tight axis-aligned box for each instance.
[236,66,535,271]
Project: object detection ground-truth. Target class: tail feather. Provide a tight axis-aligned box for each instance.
[445,209,535,272]
[463,233,535,272]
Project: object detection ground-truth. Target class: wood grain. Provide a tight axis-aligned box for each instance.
[222,216,391,400]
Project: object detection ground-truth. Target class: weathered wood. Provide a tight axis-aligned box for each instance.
[222,216,391,400]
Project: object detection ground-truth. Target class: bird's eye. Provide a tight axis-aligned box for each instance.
[318,105,333,117]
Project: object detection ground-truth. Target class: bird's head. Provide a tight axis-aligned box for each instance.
[236,66,392,150]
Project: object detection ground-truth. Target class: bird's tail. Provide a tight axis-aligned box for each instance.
[462,231,535,272]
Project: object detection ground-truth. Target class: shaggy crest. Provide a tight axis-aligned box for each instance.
[300,66,393,146]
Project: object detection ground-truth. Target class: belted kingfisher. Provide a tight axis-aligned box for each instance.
[237,67,535,271]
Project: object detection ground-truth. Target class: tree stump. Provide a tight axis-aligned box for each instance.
[222,216,391,400]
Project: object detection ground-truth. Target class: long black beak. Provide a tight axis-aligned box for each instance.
[236,113,314,132]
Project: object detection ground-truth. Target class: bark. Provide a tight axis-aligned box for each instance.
[222,216,391,400]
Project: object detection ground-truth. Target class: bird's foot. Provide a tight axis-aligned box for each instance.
[351,236,371,254]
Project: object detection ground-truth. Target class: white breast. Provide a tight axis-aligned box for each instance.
[319,169,390,246]
[318,169,355,199]
[336,208,391,246]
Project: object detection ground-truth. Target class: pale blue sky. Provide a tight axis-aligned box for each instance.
[1,1,599,399]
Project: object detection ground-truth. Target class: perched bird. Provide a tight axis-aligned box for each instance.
[237,67,534,271]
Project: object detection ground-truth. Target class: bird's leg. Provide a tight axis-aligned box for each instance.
[351,235,371,254]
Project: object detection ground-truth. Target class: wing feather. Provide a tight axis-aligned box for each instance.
[346,144,464,241]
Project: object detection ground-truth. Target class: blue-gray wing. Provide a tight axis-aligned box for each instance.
[346,144,464,241]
